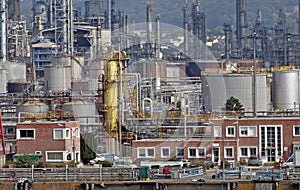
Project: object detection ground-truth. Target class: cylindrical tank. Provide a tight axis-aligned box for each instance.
[51,56,83,80]
[62,100,96,124]
[272,70,299,110]
[104,60,119,138]
[52,56,72,66]
[72,56,84,80]
[5,62,26,82]
[202,74,267,113]
[166,62,186,78]
[87,59,105,92]
[16,100,49,113]
[130,60,166,78]
[0,67,6,93]
[44,65,71,91]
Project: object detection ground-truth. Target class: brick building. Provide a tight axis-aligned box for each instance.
[132,117,300,165]
[16,121,81,163]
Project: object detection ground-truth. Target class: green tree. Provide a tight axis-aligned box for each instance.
[224,96,244,112]
[81,134,97,164]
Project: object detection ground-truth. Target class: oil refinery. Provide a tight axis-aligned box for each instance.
[0,0,299,172]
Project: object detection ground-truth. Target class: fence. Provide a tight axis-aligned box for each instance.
[0,166,138,182]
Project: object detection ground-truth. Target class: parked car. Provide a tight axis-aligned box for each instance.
[248,156,263,166]
[192,178,206,182]
[89,154,106,165]
[113,161,138,168]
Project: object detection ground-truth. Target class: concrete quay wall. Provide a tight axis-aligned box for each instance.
[0,180,298,190]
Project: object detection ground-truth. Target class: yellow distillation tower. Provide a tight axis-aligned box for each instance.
[104,52,129,154]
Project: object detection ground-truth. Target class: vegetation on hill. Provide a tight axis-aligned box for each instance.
[21,0,299,33]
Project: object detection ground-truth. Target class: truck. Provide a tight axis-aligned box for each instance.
[282,150,300,168]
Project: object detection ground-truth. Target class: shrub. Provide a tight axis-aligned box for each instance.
[15,155,36,168]
[101,160,112,167]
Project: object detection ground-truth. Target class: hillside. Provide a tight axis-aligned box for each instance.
[21,0,299,32]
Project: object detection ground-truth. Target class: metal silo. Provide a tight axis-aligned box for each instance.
[202,74,267,113]
[51,56,83,80]
[16,100,49,113]
[44,65,71,91]
[5,62,26,82]
[0,67,6,93]
[62,99,96,124]
[272,70,299,110]
[130,60,166,78]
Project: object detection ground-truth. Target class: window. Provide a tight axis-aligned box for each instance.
[240,126,257,137]
[138,148,146,157]
[137,148,155,158]
[249,147,257,156]
[187,147,206,158]
[46,151,64,162]
[53,128,71,140]
[240,148,248,157]
[224,147,233,158]
[214,126,222,137]
[226,126,235,137]
[294,125,300,136]
[17,129,35,139]
[161,147,170,158]
[147,148,154,157]
[198,147,206,158]
[189,148,197,158]
[54,129,63,139]
[65,129,70,139]
[176,147,184,158]
[239,147,257,157]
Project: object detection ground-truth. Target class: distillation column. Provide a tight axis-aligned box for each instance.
[183,1,189,55]
[104,52,129,155]
[224,23,233,60]
[236,0,248,54]
[0,0,6,62]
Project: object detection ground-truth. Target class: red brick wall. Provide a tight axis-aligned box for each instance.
[16,121,80,162]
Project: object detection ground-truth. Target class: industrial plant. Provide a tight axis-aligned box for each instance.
[0,0,299,172]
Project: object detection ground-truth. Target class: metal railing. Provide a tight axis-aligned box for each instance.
[0,167,138,182]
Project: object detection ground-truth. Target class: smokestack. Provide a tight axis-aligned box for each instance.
[1,0,7,62]
[224,23,233,60]
[107,0,111,30]
[8,0,20,21]
[183,1,189,54]
[155,14,160,58]
[254,10,262,29]
[146,1,153,44]
[236,0,248,52]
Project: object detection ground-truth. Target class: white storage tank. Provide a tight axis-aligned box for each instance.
[16,100,49,113]
[0,67,6,93]
[62,99,96,124]
[5,62,26,82]
[44,65,72,91]
[202,74,268,113]
[51,56,84,80]
[272,70,299,110]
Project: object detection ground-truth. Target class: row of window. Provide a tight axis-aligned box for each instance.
[16,128,80,140]
[213,125,300,137]
[213,126,257,137]
[137,146,258,159]
[137,147,206,159]
[45,151,80,162]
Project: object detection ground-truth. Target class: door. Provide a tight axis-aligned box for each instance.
[213,147,220,164]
